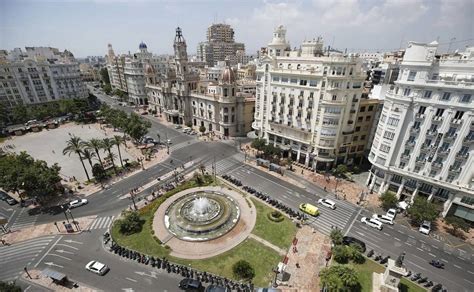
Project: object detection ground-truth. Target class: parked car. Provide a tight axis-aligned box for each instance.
[205,284,230,292]
[385,208,397,220]
[419,221,431,235]
[68,199,88,209]
[6,197,18,205]
[178,278,202,291]
[85,260,109,275]
[174,124,182,129]
[0,191,9,201]
[361,216,383,230]
[317,198,336,210]
[342,236,366,252]
[299,203,320,216]
[372,214,394,225]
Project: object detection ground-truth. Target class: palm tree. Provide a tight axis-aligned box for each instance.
[86,138,104,168]
[102,138,117,174]
[113,135,125,168]
[81,148,96,169]
[63,135,90,181]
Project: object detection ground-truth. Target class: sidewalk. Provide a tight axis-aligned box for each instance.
[278,226,331,291]
[21,269,98,292]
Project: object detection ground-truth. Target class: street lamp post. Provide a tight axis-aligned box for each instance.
[165,132,170,154]
[53,222,60,232]
[130,191,137,210]
[60,206,70,223]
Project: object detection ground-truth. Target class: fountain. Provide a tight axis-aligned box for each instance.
[164,191,240,241]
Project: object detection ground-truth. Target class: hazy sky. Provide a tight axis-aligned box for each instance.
[1,0,473,58]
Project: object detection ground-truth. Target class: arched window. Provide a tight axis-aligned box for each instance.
[223,107,229,114]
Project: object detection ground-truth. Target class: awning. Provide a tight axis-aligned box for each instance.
[42,268,67,282]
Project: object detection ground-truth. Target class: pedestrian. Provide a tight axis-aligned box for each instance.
[296,263,300,268]
[301,169,304,175]
[324,186,327,192]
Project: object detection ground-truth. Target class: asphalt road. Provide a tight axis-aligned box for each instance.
[1,87,472,291]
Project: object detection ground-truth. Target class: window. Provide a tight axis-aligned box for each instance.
[435,108,444,117]
[368,105,374,111]
[358,117,363,122]
[360,106,366,112]
[461,94,471,103]
[387,117,399,126]
[399,162,406,168]
[407,71,417,81]
[424,91,432,98]
[441,92,451,100]
[355,126,361,132]
[290,78,297,84]
[361,135,366,140]
[300,80,307,86]
[403,88,411,96]
[272,76,279,82]
[332,95,337,101]
[365,116,371,121]
[380,144,391,153]
[352,82,362,89]
[281,77,288,83]
[454,111,464,119]
[309,80,317,87]
[383,131,395,140]
[357,145,364,151]
[353,136,359,141]
[418,106,426,114]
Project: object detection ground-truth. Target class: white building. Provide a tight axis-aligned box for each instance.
[106,44,127,93]
[367,41,474,222]
[253,25,367,169]
[0,47,88,108]
[124,42,153,105]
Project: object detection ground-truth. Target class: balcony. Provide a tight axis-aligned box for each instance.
[420,144,431,152]
[352,98,359,103]
[343,130,355,135]
[456,152,469,159]
[432,116,443,122]
[426,130,438,137]
[451,118,463,126]
[463,135,474,144]
[449,166,462,174]
[437,148,450,156]
[431,161,443,169]
[415,113,425,120]
[406,141,416,148]
[350,109,356,114]
[410,127,420,134]
[444,133,457,141]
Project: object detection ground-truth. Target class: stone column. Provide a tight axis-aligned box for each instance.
[396,179,405,199]
[366,172,373,186]
[410,186,419,204]
[305,152,310,167]
[442,193,455,217]
[427,187,436,202]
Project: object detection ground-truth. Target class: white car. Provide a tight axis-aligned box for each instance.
[318,198,336,210]
[372,214,394,225]
[68,199,88,209]
[385,208,397,220]
[85,260,109,275]
[361,217,383,230]
[419,221,431,235]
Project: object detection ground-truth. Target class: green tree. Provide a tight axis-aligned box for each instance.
[407,197,439,225]
[199,125,206,134]
[251,138,266,151]
[0,103,10,127]
[86,139,105,168]
[113,135,125,168]
[63,135,90,181]
[124,113,151,143]
[119,211,143,235]
[103,83,112,95]
[232,260,255,280]
[102,138,117,174]
[445,216,470,237]
[332,245,350,264]
[330,228,343,245]
[333,164,348,178]
[81,148,96,169]
[92,163,107,182]
[100,68,110,84]
[320,265,359,291]
[0,281,22,292]
[379,191,398,211]
[11,105,29,124]
[348,244,365,264]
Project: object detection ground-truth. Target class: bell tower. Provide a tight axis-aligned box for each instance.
[173,27,188,77]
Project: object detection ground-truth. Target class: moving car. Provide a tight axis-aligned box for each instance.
[419,221,431,235]
[361,216,383,230]
[85,261,109,275]
[299,203,320,216]
[68,199,88,209]
[372,214,394,225]
[317,198,336,210]
[385,208,397,220]
[178,278,202,291]
[342,236,366,252]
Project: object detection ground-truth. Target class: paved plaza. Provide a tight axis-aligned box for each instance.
[2,123,133,181]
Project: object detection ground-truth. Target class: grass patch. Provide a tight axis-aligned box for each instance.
[111,177,282,286]
[251,198,297,249]
[352,259,425,292]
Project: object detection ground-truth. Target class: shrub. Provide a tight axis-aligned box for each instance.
[332,245,350,264]
[445,216,470,238]
[379,191,398,211]
[330,228,343,245]
[119,211,144,235]
[267,210,284,222]
[232,260,255,280]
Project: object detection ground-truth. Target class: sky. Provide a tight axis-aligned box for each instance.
[1,0,473,58]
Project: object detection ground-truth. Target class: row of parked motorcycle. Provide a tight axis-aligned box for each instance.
[366,250,446,291]
[222,175,309,221]
[108,241,253,291]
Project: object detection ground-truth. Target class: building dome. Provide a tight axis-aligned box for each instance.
[139,42,147,49]
[220,67,236,84]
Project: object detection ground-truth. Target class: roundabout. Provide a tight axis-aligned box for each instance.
[153,186,256,259]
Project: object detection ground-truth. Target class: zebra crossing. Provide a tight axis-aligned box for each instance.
[88,215,115,230]
[0,236,56,281]
[169,139,200,152]
[306,198,359,235]
[8,207,38,231]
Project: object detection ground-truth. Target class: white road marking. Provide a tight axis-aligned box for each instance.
[431,245,439,249]
[465,279,474,285]
[344,208,363,236]
[467,270,474,275]
[407,260,426,271]
[55,244,79,250]
[125,277,137,282]
[394,237,401,241]
[441,259,448,263]
[397,230,404,234]
[34,236,62,268]
[416,247,423,252]
[383,232,390,236]
[428,253,436,257]
[406,243,412,246]
[44,262,64,268]
[454,264,461,269]
[63,239,82,244]
[47,254,72,261]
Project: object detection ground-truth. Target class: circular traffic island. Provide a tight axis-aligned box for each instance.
[153,186,255,259]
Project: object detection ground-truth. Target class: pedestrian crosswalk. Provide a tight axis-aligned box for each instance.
[0,235,56,281]
[169,139,200,152]
[88,216,115,230]
[8,207,38,231]
[307,198,358,235]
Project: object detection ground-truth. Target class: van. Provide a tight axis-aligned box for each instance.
[299,203,320,216]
